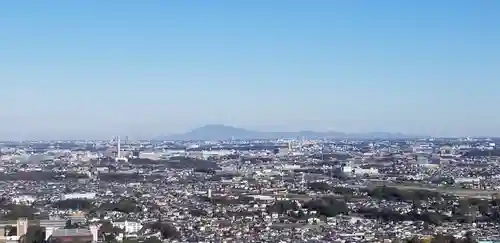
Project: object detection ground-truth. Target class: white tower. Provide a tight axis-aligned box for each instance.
[17,217,28,238]
[90,225,99,242]
[117,136,121,158]
[115,136,128,163]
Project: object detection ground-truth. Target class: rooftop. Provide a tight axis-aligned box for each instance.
[51,228,92,237]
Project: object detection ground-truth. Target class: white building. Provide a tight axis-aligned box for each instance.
[188,149,234,159]
[274,164,301,170]
[113,221,143,234]
[12,195,36,205]
[61,192,96,200]
[341,166,379,176]
[454,177,480,184]
[95,167,110,173]
[139,152,165,160]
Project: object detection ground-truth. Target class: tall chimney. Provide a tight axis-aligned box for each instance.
[117,136,121,158]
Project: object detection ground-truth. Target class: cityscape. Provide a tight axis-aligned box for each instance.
[0,125,500,242]
[2,0,499,243]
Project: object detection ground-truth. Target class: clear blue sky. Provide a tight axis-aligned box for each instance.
[1,1,499,139]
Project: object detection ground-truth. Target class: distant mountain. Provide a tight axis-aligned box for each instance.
[158,124,416,141]
[166,125,256,141]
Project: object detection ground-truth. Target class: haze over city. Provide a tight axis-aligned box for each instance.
[3,2,500,243]
[1,1,499,140]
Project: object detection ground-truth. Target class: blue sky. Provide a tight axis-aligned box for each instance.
[1,1,499,139]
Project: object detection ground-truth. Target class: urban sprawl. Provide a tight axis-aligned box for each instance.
[1,136,500,243]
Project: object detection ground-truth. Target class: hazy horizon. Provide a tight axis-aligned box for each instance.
[1,1,499,140]
[0,123,493,141]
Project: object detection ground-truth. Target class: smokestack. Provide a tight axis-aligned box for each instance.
[117,136,121,158]
[90,225,99,242]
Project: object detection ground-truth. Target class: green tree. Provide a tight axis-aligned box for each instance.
[98,221,122,242]
[146,222,180,239]
[464,231,476,243]
[24,226,45,243]
[64,219,79,229]
[99,199,140,214]
[407,236,422,243]
[144,236,162,243]
[54,199,94,211]
[3,205,36,220]
[122,238,139,243]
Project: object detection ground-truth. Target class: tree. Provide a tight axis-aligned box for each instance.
[464,231,476,243]
[24,226,45,243]
[64,220,79,229]
[407,236,422,243]
[2,205,36,220]
[99,199,140,214]
[267,200,299,214]
[144,236,162,243]
[303,197,349,217]
[423,212,443,226]
[122,239,139,243]
[54,199,94,210]
[98,221,122,242]
[308,182,331,191]
[146,222,180,239]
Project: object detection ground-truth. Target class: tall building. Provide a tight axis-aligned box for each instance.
[117,136,121,159]
[17,218,28,239]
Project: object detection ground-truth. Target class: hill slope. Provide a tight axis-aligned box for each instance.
[160,124,414,140]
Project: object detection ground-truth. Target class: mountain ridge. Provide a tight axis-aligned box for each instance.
[158,124,416,140]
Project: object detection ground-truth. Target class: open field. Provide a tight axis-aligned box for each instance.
[349,181,498,199]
